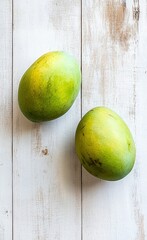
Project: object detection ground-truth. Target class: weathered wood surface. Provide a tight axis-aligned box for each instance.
[82,0,147,239]
[0,0,12,240]
[13,0,81,240]
[0,0,147,239]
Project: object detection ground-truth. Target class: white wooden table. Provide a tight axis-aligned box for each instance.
[1,0,147,239]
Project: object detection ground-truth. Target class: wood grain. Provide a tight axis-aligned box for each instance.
[13,0,81,239]
[0,0,12,240]
[0,0,147,239]
[133,1,147,238]
[82,0,147,239]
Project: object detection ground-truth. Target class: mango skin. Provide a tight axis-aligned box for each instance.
[18,51,81,122]
[75,107,136,181]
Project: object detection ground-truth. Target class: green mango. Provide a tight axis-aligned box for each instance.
[18,51,81,122]
[75,107,136,181]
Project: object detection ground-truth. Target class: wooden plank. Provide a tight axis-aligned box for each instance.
[134,0,147,238]
[82,0,147,239]
[13,0,81,239]
[0,0,12,240]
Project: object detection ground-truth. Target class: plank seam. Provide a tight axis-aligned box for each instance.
[12,0,14,239]
[81,0,83,240]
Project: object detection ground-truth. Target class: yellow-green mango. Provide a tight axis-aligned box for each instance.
[75,107,136,181]
[18,51,81,122]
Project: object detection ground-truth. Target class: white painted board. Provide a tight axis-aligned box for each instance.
[13,0,81,239]
[82,0,147,239]
[0,0,12,240]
